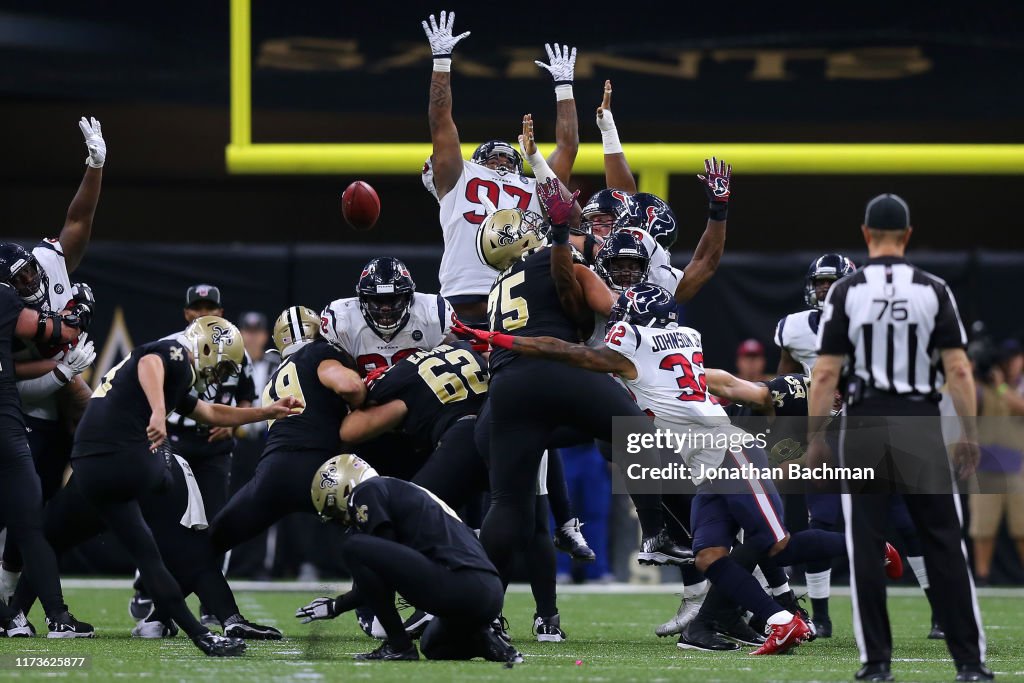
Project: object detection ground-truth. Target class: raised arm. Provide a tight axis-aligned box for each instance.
[339,400,408,444]
[705,368,772,411]
[318,359,367,407]
[423,11,470,199]
[596,81,636,192]
[535,178,593,326]
[61,117,106,273]
[534,43,579,183]
[674,158,731,304]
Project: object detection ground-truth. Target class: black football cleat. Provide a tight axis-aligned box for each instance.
[129,591,153,621]
[193,632,247,657]
[637,529,694,566]
[855,662,893,681]
[354,641,419,661]
[775,591,815,641]
[714,612,766,646]
[677,617,739,651]
[490,615,512,644]
[553,518,596,563]
[2,611,32,638]
[927,621,945,640]
[812,616,833,638]
[480,625,524,664]
[46,611,94,639]
[533,613,566,642]
[956,664,995,681]
[223,614,283,640]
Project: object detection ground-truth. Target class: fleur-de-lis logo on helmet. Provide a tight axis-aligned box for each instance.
[319,466,338,490]
[495,221,518,246]
[211,324,232,345]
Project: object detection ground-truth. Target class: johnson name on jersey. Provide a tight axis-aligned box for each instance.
[425,159,543,299]
[321,293,454,376]
[774,309,822,374]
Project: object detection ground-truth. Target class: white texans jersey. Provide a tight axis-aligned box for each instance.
[424,159,543,299]
[321,293,454,376]
[604,321,733,480]
[15,239,76,420]
[615,227,684,293]
[773,309,822,374]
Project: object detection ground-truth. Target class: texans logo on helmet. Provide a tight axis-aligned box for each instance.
[612,190,629,203]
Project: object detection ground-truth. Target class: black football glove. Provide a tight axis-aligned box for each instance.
[71,282,95,307]
[68,302,92,332]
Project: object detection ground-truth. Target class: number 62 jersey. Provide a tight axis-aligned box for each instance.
[603,321,727,423]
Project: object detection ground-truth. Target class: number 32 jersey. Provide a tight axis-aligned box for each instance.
[321,293,455,377]
[425,159,543,299]
[604,321,727,422]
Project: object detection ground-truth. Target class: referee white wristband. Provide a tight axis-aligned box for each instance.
[554,84,574,101]
[602,128,623,155]
[432,57,452,72]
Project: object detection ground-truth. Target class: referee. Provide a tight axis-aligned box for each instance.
[807,194,991,682]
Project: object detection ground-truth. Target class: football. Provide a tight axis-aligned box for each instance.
[341,180,381,231]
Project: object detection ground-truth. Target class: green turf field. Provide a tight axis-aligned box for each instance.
[0,586,1020,681]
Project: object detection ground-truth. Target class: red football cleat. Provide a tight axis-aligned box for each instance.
[750,613,812,655]
[884,542,904,579]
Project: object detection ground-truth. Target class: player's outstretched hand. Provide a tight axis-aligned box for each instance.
[79,116,105,168]
[518,114,537,158]
[295,597,338,624]
[421,11,470,57]
[451,317,490,344]
[267,396,304,419]
[697,157,731,220]
[535,43,576,84]
[596,80,615,130]
[537,178,579,226]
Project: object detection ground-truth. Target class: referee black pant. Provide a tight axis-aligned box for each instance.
[839,395,985,668]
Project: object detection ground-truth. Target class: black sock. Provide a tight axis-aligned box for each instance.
[811,597,829,620]
[634,500,664,540]
[772,529,845,566]
[703,556,780,624]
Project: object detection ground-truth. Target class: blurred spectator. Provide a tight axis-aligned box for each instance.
[736,338,769,382]
[239,312,274,397]
[969,338,1024,585]
[555,443,613,584]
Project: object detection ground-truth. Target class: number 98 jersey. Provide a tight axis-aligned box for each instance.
[426,159,542,299]
[261,338,357,455]
[603,321,727,422]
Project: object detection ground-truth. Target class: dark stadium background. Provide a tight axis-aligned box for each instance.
[1,0,1023,582]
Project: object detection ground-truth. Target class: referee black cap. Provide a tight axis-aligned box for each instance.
[864,193,910,230]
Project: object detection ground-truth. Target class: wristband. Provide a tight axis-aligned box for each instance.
[601,128,623,155]
[549,222,570,245]
[554,84,574,101]
[708,202,728,222]
[490,333,515,350]
[432,57,452,72]
[53,366,72,384]
[525,149,557,184]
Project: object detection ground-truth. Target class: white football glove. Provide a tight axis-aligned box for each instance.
[535,43,577,84]
[421,11,470,58]
[56,333,96,379]
[79,117,106,168]
[295,596,338,624]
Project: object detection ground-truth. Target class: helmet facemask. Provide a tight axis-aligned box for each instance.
[360,292,413,340]
[605,256,648,292]
[10,256,47,306]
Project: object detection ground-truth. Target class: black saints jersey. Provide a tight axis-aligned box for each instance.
[367,343,488,445]
[0,286,25,427]
[762,374,811,465]
[348,477,497,575]
[262,338,356,456]
[488,248,581,373]
[74,340,200,459]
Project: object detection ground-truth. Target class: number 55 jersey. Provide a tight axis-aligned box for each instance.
[261,337,357,455]
[424,158,543,299]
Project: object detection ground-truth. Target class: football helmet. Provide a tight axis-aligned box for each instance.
[356,258,416,341]
[625,193,679,250]
[804,253,856,309]
[579,189,631,238]
[183,316,244,400]
[607,283,678,331]
[595,229,651,293]
[0,242,48,306]
[311,454,379,524]
[477,208,548,272]
[471,140,523,175]
[273,306,320,358]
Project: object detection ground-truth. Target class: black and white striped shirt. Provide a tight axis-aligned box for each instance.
[817,256,967,396]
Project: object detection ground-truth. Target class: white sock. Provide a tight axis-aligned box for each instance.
[805,570,832,600]
[907,555,929,590]
[683,580,708,600]
[769,581,792,597]
[752,566,769,591]
[767,610,794,626]
[0,567,21,584]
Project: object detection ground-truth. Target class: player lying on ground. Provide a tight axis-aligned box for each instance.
[296,454,523,664]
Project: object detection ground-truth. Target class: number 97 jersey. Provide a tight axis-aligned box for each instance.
[427,159,542,299]
[604,321,727,421]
